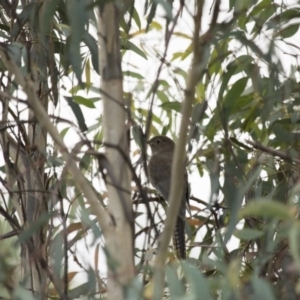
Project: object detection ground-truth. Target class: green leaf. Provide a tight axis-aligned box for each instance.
[223,77,248,109]
[85,58,91,91]
[195,83,206,101]
[229,0,236,10]
[47,156,64,167]
[11,3,37,39]
[158,79,170,87]
[267,9,300,29]
[132,6,141,30]
[68,38,82,82]
[132,125,144,149]
[234,0,258,13]
[52,233,64,282]
[13,286,35,300]
[181,42,193,60]
[272,123,293,143]
[226,55,254,75]
[251,277,276,300]
[73,96,96,108]
[274,24,300,38]
[230,31,266,61]
[40,0,60,37]
[125,277,143,300]
[289,222,300,270]
[83,32,99,74]
[124,70,144,79]
[234,228,264,240]
[154,0,173,21]
[218,66,237,101]
[156,90,169,103]
[166,265,185,298]
[239,199,293,220]
[79,153,91,170]
[192,102,207,124]
[173,32,192,39]
[6,42,24,67]
[250,0,272,17]
[208,40,230,76]
[181,261,211,299]
[80,209,102,243]
[160,101,181,113]
[0,24,9,32]
[68,282,90,299]
[171,52,184,61]
[149,21,162,30]
[146,2,157,31]
[189,101,207,142]
[67,0,88,83]
[87,268,96,295]
[18,212,52,244]
[121,40,147,60]
[174,67,187,79]
[250,3,277,35]
[64,96,88,132]
[60,127,70,138]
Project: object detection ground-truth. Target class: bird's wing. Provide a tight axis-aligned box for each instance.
[148,151,188,259]
[148,152,172,201]
[149,152,188,220]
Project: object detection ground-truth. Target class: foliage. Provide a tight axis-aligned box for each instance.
[1,0,300,299]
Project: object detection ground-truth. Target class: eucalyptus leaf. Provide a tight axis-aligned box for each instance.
[181,261,212,299]
[234,228,264,240]
[239,199,293,221]
[160,101,181,113]
[64,96,88,132]
[121,39,147,60]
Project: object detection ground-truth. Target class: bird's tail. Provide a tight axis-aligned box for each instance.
[172,216,186,259]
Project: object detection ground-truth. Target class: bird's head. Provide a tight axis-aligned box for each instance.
[147,135,175,155]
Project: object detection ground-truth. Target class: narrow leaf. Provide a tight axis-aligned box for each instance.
[64,96,88,132]
[160,101,181,113]
[181,261,211,299]
[83,32,99,74]
[121,39,147,60]
[239,199,293,220]
[234,228,264,240]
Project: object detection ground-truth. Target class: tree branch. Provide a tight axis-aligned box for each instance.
[0,48,111,237]
[153,0,220,298]
[246,139,300,164]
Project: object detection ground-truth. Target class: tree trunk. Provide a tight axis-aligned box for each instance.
[97,2,135,299]
[20,41,49,298]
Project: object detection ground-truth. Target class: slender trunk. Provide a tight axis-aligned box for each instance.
[20,43,48,297]
[97,3,135,299]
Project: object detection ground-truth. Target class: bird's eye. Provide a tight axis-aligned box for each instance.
[156,139,160,144]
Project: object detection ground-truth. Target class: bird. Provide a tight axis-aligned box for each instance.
[147,135,189,259]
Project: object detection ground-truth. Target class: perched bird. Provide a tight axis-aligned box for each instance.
[147,135,189,259]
